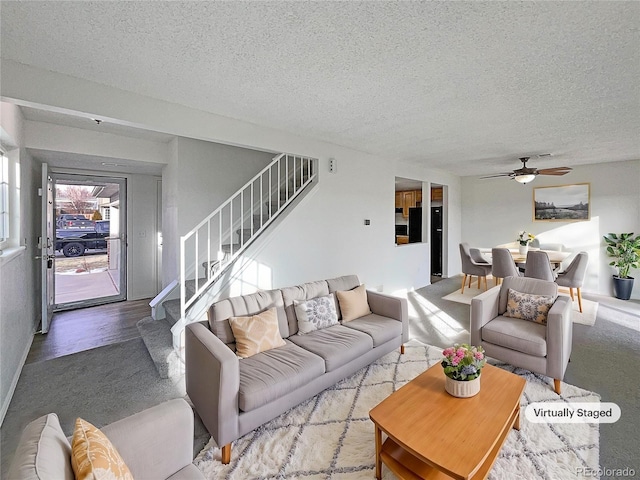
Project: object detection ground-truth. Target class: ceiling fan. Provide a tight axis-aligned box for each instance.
[480,157,572,184]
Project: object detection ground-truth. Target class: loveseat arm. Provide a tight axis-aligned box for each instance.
[545,295,573,380]
[185,321,240,448]
[470,285,500,346]
[366,290,409,343]
[101,398,199,479]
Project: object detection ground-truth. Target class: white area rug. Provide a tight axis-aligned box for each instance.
[195,345,599,479]
[442,285,598,326]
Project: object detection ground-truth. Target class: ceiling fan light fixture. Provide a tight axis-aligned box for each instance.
[514,174,536,184]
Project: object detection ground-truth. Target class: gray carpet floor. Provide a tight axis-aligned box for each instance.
[2,276,639,478]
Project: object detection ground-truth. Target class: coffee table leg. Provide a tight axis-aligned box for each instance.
[514,404,521,431]
[375,424,382,479]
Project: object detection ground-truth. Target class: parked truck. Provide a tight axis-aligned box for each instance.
[55,220,110,257]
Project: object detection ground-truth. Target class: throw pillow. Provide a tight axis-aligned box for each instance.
[505,289,555,325]
[71,418,133,480]
[294,293,339,334]
[229,307,286,358]
[336,284,372,322]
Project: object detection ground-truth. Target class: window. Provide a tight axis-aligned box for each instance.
[0,148,20,252]
[0,151,9,245]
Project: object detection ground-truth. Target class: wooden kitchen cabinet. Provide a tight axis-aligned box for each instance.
[401,191,415,217]
[395,192,403,208]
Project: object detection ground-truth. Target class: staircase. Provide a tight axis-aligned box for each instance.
[140,152,318,376]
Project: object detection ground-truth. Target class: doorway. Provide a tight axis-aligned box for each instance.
[50,173,126,311]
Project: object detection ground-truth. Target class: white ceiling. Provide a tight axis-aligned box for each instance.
[1,1,638,177]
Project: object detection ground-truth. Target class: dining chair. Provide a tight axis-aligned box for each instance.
[524,250,555,281]
[491,248,521,286]
[459,243,492,293]
[555,252,589,312]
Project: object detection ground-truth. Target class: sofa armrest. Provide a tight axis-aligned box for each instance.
[102,399,195,479]
[366,290,409,343]
[185,322,240,448]
[470,285,500,346]
[545,295,573,380]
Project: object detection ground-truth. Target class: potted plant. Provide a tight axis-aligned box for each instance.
[603,233,640,300]
[441,344,486,398]
[517,230,535,255]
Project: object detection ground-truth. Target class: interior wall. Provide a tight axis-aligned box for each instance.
[2,62,463,296]
[461,159,640,298]
[0,104,37,424]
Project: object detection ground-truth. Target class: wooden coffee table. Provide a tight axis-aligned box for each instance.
[369,363,525,479]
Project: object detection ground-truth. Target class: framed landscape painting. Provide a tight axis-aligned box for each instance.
[533,183,590,221]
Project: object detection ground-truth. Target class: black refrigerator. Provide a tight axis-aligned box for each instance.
[408,207,422,243]
[431,207,443,275]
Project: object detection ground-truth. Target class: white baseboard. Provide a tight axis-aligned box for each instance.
[0,331,34,427]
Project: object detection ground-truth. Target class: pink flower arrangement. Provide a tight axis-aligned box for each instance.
[441,344,486,381]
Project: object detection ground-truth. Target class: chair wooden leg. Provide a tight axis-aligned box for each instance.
[221,444,231,464]
[477,276,481,289]
[400,345,405,354]
[461,274,467,293]
[468,275,473,288]
[484,276,488,291]
[553,379,561,394]
[569,288,575,301]
[495,277,501,287]
[577,288,583,313]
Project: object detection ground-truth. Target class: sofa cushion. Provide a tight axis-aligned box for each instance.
[505,289,554,325]
[336,284,372,322]
[327,275,361,319]
[238,341,325,412]
[294,293,339,334]
[7,413,74,480]
[498,276,557,315]
[342,314,402,347]
[288,324,373,372]
[209,289,288,343]
[71,417,133,480]
[229,307,286,359]
[281,280,330,335]
[482,315,547,357]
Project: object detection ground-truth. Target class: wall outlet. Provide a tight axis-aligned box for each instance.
[328,158,336,173]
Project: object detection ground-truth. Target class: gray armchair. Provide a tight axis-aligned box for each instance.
[470,276,573,394]
[459,243,492,293]
[8,399,204,480]
[555,252,589,312]
[491,247,521,286]
[524,250,556,281]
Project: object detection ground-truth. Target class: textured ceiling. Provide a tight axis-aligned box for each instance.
[1,1,639,177]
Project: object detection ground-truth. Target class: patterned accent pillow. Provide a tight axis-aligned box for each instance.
[336,284,372,322]
[229,307,286,358]
[505,289,555,324]
[71,418,133,480]
[294,293,339,334]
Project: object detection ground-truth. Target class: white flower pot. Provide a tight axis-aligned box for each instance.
[445,375,481,398]
[518,244,528,255]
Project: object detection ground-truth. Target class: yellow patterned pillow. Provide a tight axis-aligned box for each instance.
[505,289,555,325]
[229,307,286,358]
[71,418,133,480]
[336,284,372,322]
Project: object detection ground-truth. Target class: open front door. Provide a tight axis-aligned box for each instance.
[40,163,55,333]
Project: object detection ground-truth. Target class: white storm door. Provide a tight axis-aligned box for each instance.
[40,163,55,333]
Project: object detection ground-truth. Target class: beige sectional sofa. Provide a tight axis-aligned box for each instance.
[185,275,408,463]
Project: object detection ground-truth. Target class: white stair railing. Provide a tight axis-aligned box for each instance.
[178,153,317,326]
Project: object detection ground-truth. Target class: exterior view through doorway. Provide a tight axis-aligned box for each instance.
[51,173,126,311]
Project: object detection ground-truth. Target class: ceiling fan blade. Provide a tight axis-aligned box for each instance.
[537,167,572,176]
[538,167,572,175]
[479,173,512,179]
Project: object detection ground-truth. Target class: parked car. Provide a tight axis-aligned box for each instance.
[56,214,95,229]
[55,220,110,257]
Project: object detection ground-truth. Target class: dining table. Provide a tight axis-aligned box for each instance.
[480,247,571,269]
